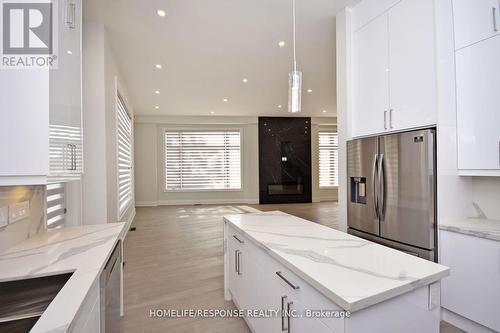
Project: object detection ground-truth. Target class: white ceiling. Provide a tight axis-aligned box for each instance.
[84,0,354,117]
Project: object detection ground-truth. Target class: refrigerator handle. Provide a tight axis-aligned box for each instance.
[372,154,379,219]
[378,154,386,221]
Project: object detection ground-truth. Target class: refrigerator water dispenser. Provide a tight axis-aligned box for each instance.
[350,177,367,204]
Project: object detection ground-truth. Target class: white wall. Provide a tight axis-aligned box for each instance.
[82,19,135,225]
[134,116,338,206]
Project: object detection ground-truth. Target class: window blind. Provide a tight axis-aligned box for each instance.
[319,131,339,187]
[47,183,66,229]
[117,95,132,219]
[165,130,241,191]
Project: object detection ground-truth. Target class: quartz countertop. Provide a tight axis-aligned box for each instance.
[439,218,500,242]
[224,212,449,312]
[0,223,126,333]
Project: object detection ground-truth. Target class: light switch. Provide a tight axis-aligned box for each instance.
[9,201,30,224]
[0,206,8,228]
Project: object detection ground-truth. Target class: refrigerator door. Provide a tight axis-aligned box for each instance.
[347,137,379,236]
[378,129,436,250]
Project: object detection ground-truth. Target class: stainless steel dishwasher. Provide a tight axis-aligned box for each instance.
[100,241,121,333]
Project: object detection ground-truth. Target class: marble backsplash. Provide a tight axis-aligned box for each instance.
[0,186,46,253]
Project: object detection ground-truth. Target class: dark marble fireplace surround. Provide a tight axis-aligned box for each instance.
[258,117,312,204]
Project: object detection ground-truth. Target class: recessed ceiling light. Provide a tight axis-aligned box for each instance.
[210,111,215,115]
[157,9,166,17]
[155,106,159,109]
[155,64,162,69]
[223,98,228,102]
[322,110,327,113]
[307,89,313,93]
[278,41,285,47]
[66,50,72,55]
[277,105,282,109]
[242,78,248,83]
[155,90,160,94]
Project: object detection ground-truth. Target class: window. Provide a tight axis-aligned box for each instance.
[319,131,339,188]
[47,183,66,229]
[117,94,133,219]
[165,130,241,191]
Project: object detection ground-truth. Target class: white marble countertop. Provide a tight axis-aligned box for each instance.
[224,212,449,312]
[439,218,500,242]
[0,223,126,333]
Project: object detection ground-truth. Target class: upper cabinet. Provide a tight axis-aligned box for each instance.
[453,0,500,176]
[351,0,437,138]
[455,34,500,175]
[452,0,500,50]
[49,0,83,180]
[352,14,389,137]
[0,0,82,185]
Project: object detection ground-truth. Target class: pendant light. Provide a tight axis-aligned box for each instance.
[288,0,302,113]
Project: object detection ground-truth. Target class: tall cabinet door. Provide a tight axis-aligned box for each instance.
[456,35,500,171]
[452,0,500,50]
[388,0,437,131]
[49,0,83,179]
[352,14,390,137]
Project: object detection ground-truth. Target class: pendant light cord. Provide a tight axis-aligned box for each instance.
[292,0,297,72]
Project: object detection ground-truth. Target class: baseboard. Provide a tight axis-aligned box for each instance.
[441,308,497,333]
[135,201,159,207]
[157,198,260,206]
[121,208,136,241]
[313,196,338,203]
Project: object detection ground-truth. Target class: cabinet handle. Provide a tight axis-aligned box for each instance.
[276,271,300,290]
[287,301,293,333]
[389,109,393,129]
[493,7,498,32]
[72,144,77,170]
[281,296,288,331]
[237,251,242,275]
[498,141,500,165]
[384,110,388,130]
[234,250,239,273]
[233,235,244,244]
[66,1,76,29]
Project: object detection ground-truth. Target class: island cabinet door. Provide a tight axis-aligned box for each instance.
[227,233,243,305]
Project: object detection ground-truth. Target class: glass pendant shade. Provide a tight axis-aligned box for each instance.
[288,70,302,113]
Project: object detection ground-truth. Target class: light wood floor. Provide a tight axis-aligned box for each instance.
[120,202,464,333]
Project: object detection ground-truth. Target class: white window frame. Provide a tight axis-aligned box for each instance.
[318,131,339,189]
[163,128,244,193]
[116,91,133,221]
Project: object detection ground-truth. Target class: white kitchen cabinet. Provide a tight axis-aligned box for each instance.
[452,0,500,50]
[351,0,437,138]
[0,0,82,185]
[352,14,389,137]
[49,0,83,180]
[388,0,437,130]
[456,34,500,174]
[440,230,500,331]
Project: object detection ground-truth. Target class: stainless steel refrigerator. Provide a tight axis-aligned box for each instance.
[347,129,437,261]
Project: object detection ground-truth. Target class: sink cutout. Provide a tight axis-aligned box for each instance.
[0,272,73,332]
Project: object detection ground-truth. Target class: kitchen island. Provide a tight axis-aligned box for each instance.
[223,212,449,333]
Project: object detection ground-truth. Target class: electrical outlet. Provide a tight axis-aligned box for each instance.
[0,206,8,228]
[9,201,30,224]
